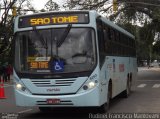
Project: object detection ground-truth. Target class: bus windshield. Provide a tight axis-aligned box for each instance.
[15,28,96,74]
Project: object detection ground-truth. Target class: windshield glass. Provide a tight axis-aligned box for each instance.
[15,28,96,74]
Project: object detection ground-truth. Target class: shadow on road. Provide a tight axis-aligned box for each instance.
[18,108,100,119]
[18,93,133,119]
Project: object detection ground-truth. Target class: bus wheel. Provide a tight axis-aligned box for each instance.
[122,79,131,98]
[39,107,52,113]
[99,84,111,113]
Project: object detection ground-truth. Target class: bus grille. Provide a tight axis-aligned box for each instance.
[36,100,73,106]
[31,79,76,87]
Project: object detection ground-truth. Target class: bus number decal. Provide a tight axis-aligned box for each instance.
[90,74,97,80]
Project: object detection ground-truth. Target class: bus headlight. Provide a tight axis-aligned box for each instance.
[15,83,26,91]
[88,81,96,89]
[16,83,22,90]
[82,80,98,91]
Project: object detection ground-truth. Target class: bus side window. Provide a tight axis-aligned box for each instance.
[96,20,105,68]
[97,23,105,52]
[116,31,120,42]
[110,29,115,41]
[105,27,112,55]
[108,28,111,40]
[104,27,109,54]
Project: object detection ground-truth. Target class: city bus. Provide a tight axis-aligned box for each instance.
[13,10,137,112]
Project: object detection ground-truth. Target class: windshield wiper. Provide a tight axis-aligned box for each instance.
[33,26,48,49]
[57,24,72,47]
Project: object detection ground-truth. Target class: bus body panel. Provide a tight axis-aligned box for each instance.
[21,77,88,95]
[13,10,137,109]
[14,66,104,107]
[14,86,100,107]
[99,56,137,98]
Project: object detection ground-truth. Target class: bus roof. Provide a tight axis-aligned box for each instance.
[100,16,135,39]
[16,10,90,18]
[15,10,134,39]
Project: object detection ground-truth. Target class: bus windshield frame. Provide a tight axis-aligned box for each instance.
[14,27,97,78]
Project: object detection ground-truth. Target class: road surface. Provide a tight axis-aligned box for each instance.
[1,67,160,119]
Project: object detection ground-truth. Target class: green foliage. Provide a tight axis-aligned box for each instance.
[112,1,160,61]
[1,0,160,64]
[44,0,60,11]
[153,41,160,53]
[0,0,34,64]
[63,0,110,11]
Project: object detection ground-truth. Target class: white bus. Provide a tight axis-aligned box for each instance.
[13,10,137,112]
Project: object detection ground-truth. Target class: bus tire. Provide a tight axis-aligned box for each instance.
[39,107,52,113]
[122,79,131,98]
[99,83,111,113]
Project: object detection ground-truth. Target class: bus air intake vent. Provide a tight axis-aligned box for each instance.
[31,79,76,87]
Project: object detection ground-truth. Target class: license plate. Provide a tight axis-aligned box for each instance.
[46,99,60,104]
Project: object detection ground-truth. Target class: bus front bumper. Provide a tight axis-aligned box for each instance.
[14,87,101,107]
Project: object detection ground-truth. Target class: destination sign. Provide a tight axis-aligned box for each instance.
[18,12,89,28]
[30,61,49,69]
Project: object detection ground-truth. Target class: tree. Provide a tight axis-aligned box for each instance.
[44,0,60,11]
[63,0,160,62]
[63,0,110,12]
[0,0,35,64]
[153,33,160,58]
[0,0,16,64]
[16,0,36,15]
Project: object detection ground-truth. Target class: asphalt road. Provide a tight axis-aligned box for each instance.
[1,67,160,119]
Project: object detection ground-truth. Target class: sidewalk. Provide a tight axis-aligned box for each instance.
[138,67,160,72]
[3,75,14,84]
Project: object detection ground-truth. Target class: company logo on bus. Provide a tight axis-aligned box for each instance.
[47,88,60,92]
